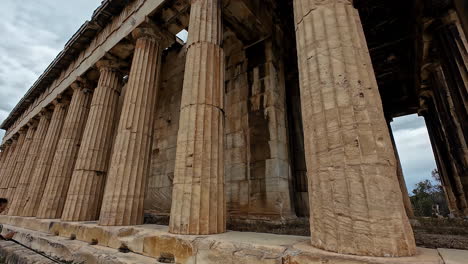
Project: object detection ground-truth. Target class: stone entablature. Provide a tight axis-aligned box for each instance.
[1,0,167,143]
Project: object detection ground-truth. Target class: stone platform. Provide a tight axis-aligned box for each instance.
[0,215,455,263]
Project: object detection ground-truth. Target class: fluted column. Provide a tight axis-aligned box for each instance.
[62,60,123,221]
[22,100,68,217]
[0,131,26,197]
[0,145,11,171]
[37,81,93,219]
[0,143,13,186]
[293,0,416,256]
[6,122,37,203]
[169,0,225,235]
[9,110,52,216]
[98,27,165,226]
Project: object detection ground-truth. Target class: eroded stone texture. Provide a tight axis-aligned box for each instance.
[169,0,226,235]
[62,61,123,222]
[8,111,52,216]
[293,0,416,256]
[37,81,93,219]
[433,12,468,206]
[6,122,37,205]
[99,27,164,226]
[423,64,468,216]
[0,143,12,182]
[145,46,186,215]
[0,141,17,197]
[0,131,26,198]
[21,101,68,217]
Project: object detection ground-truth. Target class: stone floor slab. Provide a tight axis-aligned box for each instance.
[438,248,468,264]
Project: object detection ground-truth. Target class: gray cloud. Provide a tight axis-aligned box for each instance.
[0,0,102,139]
[391,114,438,193]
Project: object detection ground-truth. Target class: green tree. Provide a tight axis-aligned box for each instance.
[410,169,449,217]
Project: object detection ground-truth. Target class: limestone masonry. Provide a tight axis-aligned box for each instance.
[0,0,466,263]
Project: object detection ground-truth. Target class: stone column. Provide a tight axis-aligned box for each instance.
[8,111,51,216]
[169,0,225,235]
[62,60,123,221]
[37,81,93,219]
[6,122,37,203]
[0,143,13,185]
[293,0,416,256]
[0,131,26,197]
[22,100,68,217]
[98,27,165,226]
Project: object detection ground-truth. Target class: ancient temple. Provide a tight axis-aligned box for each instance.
[0,0,466,263]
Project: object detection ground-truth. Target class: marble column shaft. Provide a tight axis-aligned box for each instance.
[0,132,26,197]
[169,0,225,235]
[37,84,93,219]
[293,0,415,257]
[0,144,13,186]
[6,123,37,202]
[8,111,52,216]
[99,28,163,226]
[22,101,68,217]
[62,63,122,221]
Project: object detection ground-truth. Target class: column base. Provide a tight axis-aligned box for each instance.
[0,215,449,264]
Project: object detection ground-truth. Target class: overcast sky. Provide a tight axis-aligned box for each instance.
[0,0,437,194]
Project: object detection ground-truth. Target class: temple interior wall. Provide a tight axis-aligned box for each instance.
[143,29,302,220]
[145,45,186,215]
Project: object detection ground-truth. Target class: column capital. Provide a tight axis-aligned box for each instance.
[39,108,53,120]
[18,127,28,135]
[27,119,39,129]
[52,97,70,108]
[96,56,128,72]
[131,20,174,47]
[71,77,94,93]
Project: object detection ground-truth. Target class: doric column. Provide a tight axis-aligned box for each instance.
[36,81,93,219]
[169,0,225,235]
[293,0,416,256]
[0,131,26,197]
[22,100,68,217]
[62,60,123,221]
[98,27,165,226]
[0,142,13,186]
[9,110,52,216]
[6,122,37,203]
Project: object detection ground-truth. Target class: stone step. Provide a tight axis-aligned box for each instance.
[0,216,450,264]
[0,225,159,264]
[0,240,56,264]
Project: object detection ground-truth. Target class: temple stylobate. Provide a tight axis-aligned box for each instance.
[0,0,466,263]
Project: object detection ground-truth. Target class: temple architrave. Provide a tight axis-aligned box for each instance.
[0,0,466,263]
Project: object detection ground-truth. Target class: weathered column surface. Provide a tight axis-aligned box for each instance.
[9,111,51,216]
[0,143,13,187]
[6,123,37,203]
[37,82,93,219]
[62,61,122,221]
[169,0,225,235]
[0,131,26,197]
[99,28,164,226]
[293,0,416,257]
[22,101,68,217]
